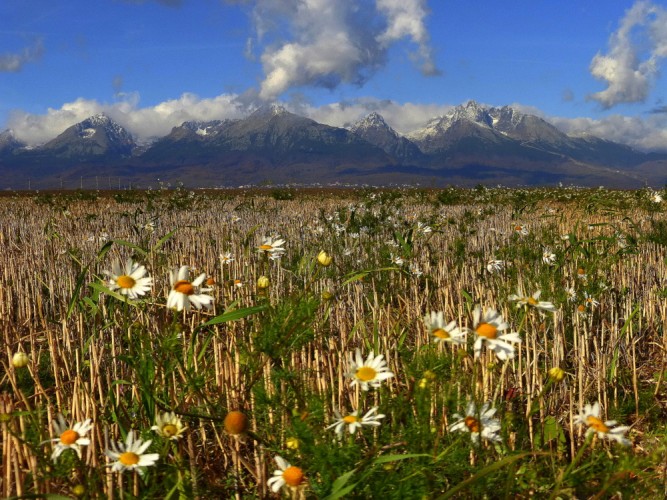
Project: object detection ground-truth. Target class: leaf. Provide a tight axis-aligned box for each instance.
[110,238,148,256]
[436,452,546,500]
[66,263,90,319]
[323,469,358,500]
[201,304,268,326]
[88,282,140,307]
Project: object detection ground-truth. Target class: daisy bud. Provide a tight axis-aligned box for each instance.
[317,250,333,267]
[12,352,29,368]
[548,367,566,382]
[72,485,86,498]
[256,276,270,290]
[321,290,334,301]
[224,411,248,435]
[285,437,300,450]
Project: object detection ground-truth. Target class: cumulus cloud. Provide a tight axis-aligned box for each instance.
[7,93,247,146]
[236,0,439,101]
[0,39,44,73]
[298,97,451,134]
[550,113,667,152]
[589,0,667,108]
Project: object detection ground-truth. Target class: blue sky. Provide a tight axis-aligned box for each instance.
[1,0,666,150]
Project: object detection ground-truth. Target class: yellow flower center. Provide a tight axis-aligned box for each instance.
[577,304,586,313]
[356,366,377,382]
[514,225,522,231]
[206,277,216,286]
[116,275,136,289]
[343,415,359,424]
[586,415,609,433]
[464,416,481,433]
[527,297,538,306]
[60,429,80,445]
[433,328,450,339]
[259,244,273,251]
[119,452,140,466]
[282,466,305,487]
[173,280,195,295]
[577,268,586,275]
[476,322,498,339]
[162,424,178,437]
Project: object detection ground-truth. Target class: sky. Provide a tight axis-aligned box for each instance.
[1,0,667,151]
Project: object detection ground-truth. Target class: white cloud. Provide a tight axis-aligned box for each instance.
[589,0,667,108]
[238,0,439,101]
[298,97,451,134]
[375,0,439,76]
[0,39,44,73]
[550,112,667,152]
[7,93,246,146]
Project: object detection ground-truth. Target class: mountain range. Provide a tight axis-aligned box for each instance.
[1,101,665,189]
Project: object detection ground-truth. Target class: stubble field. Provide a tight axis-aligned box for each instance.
[2,186,667,499]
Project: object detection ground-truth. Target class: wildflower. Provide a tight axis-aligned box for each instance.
[286,437,300,450]
[256,276,270,289]
[12,351,29,368]
[576,267,587,280]
[513,224,528,236]
[224,411,248,436]
[450,401,502,443]
[565,286,577,302]
[219,252,234,265]
[106,431,160,474]
[409,262,423,277]
[486,259,504,273]
[472,306,521,361]
[651,191,663,203]
[45,414,93,462]
[167,266,214,311]
[327,407,385,439]
[267,456,305,493]
[423,311,466,345]
[542,247,557,266]
[391,254,404,266]
[233,278,244,288]
[508,289,557,313]
[317,250,333,267]
[417,221,433,234]
[574,402,631,446]
[151,412,186,441]
[105,258,153,300]
[347,349,394,391]
[583,292,599,308]
[548,367,566,383]
[258,236,286,258]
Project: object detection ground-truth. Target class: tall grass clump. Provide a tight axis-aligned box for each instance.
[1,185,667,498]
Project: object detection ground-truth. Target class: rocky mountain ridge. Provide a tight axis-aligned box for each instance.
[1,102,665,189]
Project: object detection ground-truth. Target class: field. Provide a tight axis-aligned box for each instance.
[2,186,667,499]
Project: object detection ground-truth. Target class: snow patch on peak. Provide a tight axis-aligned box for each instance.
[81,128,96,139]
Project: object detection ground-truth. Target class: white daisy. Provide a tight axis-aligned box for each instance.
[45,414,93,462]
[326,407,385,439]
[424,311,466,344]
[513,224,528,236]
[219,252,234,265]
[450,401,502,443]
[347,349,394,391]
[105,258,153,299]
[151,411,187,441]
[267,456,305,493]
[472,306,521,361]
[167,266,214,311]
[542,247,557,266]
[258,236,286,258]
[486,259,505,274]
[574,402,631,446]
[508,289,557,313]
[106,431,160,474]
